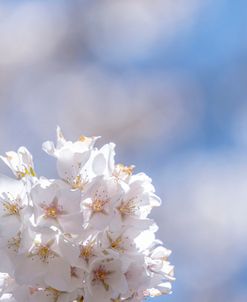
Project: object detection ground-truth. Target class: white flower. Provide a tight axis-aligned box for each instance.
[45,258,85,292]
[81,176,124,229]
[14,229,60,287]
[99,227,140,256]
[58,231,100,271]
[42,127,99,189]
[124,258,150,299]
[85,257,128,302]
[0,127,174,301]
[111,177,160,231]
[0,180,28,240]
[31,179,84,234]
[0,147,36,180]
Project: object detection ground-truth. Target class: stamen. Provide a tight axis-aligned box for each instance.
[72,175,87,191]
[29,241,57,263]
[78,135,87,142]
[16,166,36,179]
[113,164,134,180]
[93,266,112,291]
[91,199,107,213]
[7,232,21,252]
[2,200,21,216]
[108,234,124,253]
[78,135,93,144]
[41,198,65,219]
[118,199,137,219]
[118,164,134,176]
[79,242,94,262]
[86,189,109,217]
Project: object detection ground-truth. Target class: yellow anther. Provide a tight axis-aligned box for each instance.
[41,199,64,219]
[29,167,36,177]
[92,199,107,213]
[78,135,92,143]
[72,175,86,191]
[45,207,59,218]
[118,200,136,218]
[38,245,50,259]
[29,241,56,263]
[80,245,92,259]
[79,135,87,142]
[16,167,36,179]
[95,269,107,281]
[116,164,134,176]
[110,237,122,250]
[3,201,20,216]
[107,234,125,253]
[93,266,112,290]
[7,233,21,252]
[93,266,112,291]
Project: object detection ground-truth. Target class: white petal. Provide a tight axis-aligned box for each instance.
[45,258,71,291]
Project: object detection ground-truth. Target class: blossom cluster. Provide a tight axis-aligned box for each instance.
[0,128,174,302]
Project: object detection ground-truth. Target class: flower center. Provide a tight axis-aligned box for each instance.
[41,199,64,219]
[93,266,112,291]
[72,175,87,191]
[29,242,57,263]
[7,233,21,252]
[3,201,21,216]
[118,200,136,218]
[38,246,50,258]
[79,135,86,142]
[108,235,123,252]
[45,207,58,218]
[95,269,107,281]
[80,243,93,260]
[78,135,91,143]
[92,199,107,213]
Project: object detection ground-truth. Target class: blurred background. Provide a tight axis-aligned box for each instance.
[0,0,246,301]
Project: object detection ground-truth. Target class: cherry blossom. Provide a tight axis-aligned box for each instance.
[0,147,36,180]
[0,128,174,301]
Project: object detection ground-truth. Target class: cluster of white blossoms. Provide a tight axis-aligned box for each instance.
[0,128,174,302]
